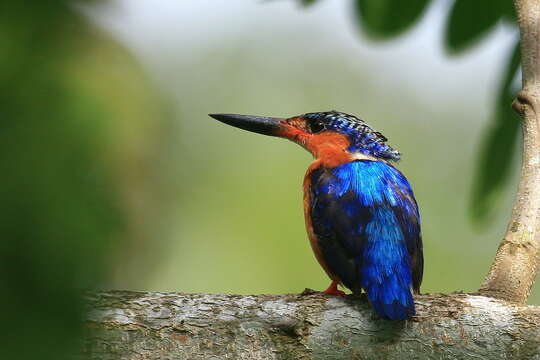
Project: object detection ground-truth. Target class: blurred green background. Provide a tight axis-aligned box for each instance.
[87,0,533,301]
[2,0,537,359]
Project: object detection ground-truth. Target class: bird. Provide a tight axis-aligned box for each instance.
[209,111,423,320]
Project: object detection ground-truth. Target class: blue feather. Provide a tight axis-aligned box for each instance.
[309,160,422,320]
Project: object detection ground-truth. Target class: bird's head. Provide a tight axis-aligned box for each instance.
[209,111,400,166]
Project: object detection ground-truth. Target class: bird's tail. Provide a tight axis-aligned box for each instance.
[361,240,415,320]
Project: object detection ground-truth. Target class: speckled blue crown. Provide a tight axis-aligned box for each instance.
[303,111,401,161]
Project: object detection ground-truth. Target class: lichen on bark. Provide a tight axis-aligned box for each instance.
[81,291,540,359]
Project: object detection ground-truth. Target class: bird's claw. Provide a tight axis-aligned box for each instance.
[323,281,346,296]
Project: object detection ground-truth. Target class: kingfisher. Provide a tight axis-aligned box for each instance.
[209,111,423,320]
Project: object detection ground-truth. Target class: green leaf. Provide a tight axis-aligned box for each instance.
[300,0,318,6]
[470,110,520,223]
[470,41,521,224]
[446,0,508,54]
[501,1,517,23]
[354,0,431,39]
[500,41,521,92]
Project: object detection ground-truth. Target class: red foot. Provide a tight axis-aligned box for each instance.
[323,281,346,296]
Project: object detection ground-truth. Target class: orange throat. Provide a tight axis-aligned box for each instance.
[276,124,360,168]
[305,132,355,168]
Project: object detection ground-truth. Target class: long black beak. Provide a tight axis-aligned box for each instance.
[209,113,283,136]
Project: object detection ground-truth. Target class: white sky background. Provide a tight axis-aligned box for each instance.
[85,0,517,104]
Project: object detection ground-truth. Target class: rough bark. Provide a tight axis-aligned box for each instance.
[479,0,540,303]
[82,291,540,360]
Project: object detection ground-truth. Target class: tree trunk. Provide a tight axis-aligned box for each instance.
[82,291,540,359]
[479,0,540,304]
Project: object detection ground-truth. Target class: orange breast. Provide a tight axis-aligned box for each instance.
[303,160,340,282]
[306,132,355,168]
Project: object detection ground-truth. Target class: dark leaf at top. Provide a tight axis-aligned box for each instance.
[354,0,431,40]
[300,0,318,6]
[446,0,511,54]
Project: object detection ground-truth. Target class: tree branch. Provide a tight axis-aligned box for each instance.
[83,291,540,359]
[479,0,540,303]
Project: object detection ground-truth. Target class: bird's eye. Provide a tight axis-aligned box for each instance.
[309,121,325,134]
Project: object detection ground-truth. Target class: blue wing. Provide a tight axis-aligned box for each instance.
[309,160,423,320]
